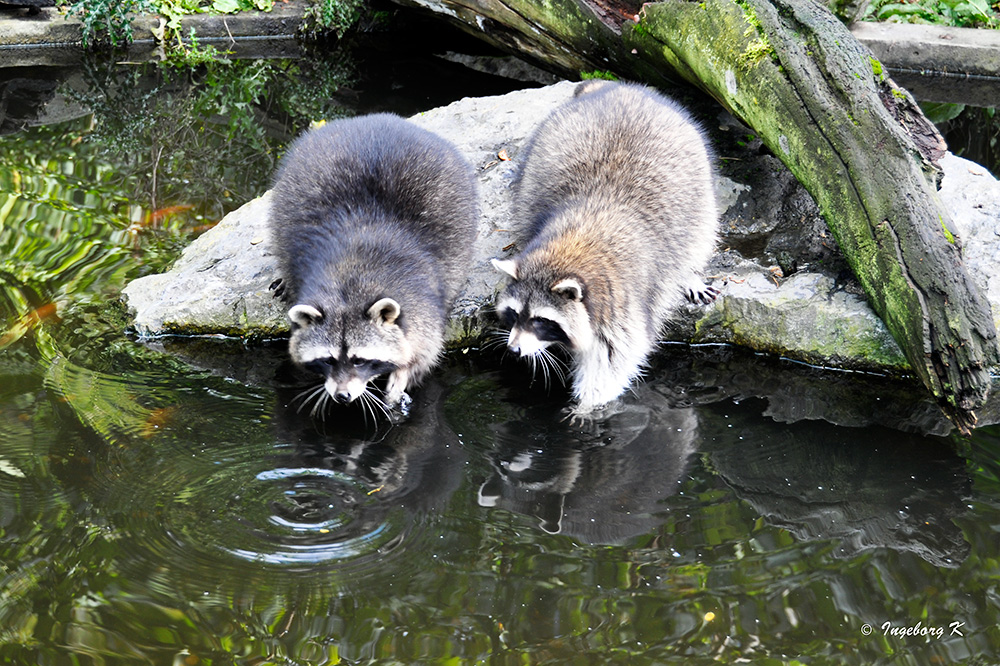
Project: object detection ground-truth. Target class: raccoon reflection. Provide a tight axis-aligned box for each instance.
[478,397,698,544]
[270,114,478,415]
[492,81,719,414]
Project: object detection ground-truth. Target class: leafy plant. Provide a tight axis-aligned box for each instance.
[865,0,1000,28]
[301,0,365,37]
[65,0,154,48]
[61,50,355,240]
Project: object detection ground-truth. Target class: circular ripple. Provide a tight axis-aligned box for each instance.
[210,466,404,567]
[122,457,420,584]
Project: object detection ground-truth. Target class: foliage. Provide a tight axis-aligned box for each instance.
[301,0,365,37]
[154,0,275,47]
[59,52,353,236]
[67,0,277,51]
[64,0,153,48]
[927,103,999,178]
[865,0,1000,28]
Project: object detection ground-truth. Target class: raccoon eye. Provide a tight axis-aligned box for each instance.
[303,358,333,375]
[530,317,570,344]
[349,357,368,367]
[499,307,518,327]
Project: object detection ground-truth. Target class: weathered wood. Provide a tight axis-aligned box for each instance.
[628,0,997,432]
[392,0,998,431]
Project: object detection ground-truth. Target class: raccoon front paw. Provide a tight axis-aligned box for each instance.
[683,280,720,305]
[564,399,625,427]
[385,368,411,406]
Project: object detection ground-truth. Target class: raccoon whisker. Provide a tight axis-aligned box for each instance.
[357,390,373,426]
[482,329,512,352]
[539,347,568,385]
[294,384,327,414]
[526,353,544,389]
[309,388,331,420]
[363,390,381,423]
[538,352,553,390]
[481,337,508,352]
[360,388,392,423]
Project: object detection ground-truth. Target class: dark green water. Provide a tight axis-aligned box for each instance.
[3,22,1000,666]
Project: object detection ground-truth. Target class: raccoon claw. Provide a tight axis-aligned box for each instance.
[397,391,412,418]
[562,400,625,427]
[685,284,720,305]
[269,278,286,299]
[378,392,411,424]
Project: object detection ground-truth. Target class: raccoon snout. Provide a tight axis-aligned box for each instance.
[508,329,544,357]
[324,376,362,404]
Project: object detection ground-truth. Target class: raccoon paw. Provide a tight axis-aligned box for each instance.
[269,278,286,299]
[563,399,625,427]
[385,368,411,406]
[397,391,412,418]
[683,280,720,305]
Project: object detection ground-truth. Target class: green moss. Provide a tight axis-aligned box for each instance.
[739,38,774,67]
[940,216,956,244]
[580,70,619,81]
[733,0,776,67]
[869,55,885,79]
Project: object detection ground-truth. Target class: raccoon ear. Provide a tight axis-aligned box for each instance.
[288,304,323,327]
[368,297,401,326]
[552,278,584,302]
[491,258,519,280]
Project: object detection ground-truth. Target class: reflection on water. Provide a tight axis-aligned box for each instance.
[477,387,696,544]
[4,318,1000,662]
[704,405,971,567]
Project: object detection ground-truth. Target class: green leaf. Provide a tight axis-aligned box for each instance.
[919,101,966,124]
[212,0,241,13]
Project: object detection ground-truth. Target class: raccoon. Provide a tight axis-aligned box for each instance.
[270,114,478,414]
[492,81,719,414]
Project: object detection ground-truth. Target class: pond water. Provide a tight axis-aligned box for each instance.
[2,12,1000,665]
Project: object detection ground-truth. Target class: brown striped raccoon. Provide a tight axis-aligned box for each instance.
[493,81,719,414]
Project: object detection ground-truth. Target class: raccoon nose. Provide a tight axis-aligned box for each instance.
[334,390,352,403]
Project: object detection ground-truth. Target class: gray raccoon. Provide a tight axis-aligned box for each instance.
[270,114,478,412]
[492,81,719,413]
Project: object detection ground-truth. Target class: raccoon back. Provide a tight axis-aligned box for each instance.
[269,114,479,304]
[515,82,718,284]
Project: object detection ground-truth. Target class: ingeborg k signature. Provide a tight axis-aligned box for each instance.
[860,620,966,639]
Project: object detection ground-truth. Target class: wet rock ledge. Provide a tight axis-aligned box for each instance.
[120,81,1000,377]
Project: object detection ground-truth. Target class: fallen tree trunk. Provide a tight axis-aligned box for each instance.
[393,0,998,432]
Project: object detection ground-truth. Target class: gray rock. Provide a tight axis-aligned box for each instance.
[120,81,1000,376]
[123,192,286,338]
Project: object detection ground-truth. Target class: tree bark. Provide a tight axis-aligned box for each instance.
[394,0,998,432]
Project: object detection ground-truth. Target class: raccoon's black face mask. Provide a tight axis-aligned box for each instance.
[493,258,584,357]
[302,356,399,403]
[498,305,571,350]
[286,300,404,404]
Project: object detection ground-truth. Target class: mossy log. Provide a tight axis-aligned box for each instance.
[392,0,998,432]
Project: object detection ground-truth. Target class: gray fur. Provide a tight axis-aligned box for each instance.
[494,81,719,413]
[270,114,478,410]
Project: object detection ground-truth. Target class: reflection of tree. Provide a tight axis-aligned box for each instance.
[66,51,354,224]
[0,50,355,345]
